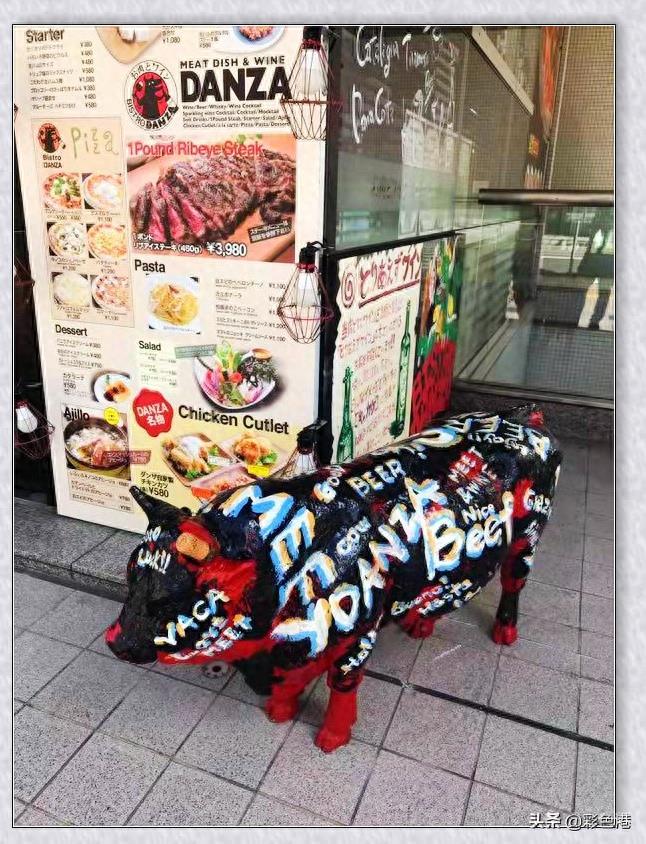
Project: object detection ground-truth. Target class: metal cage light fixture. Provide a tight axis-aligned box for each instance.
[276,241,333,343]
[14,399,55,460]
[280,26,341,140]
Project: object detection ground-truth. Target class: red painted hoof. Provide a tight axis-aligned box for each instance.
[492,620,518,646]
[402,617,436,640]
[314,726,351,753]
[265,698,298,723]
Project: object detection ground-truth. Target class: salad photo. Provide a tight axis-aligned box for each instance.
[193,343,277,410]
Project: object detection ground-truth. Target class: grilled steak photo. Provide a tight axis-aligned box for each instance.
[129,148,296,249]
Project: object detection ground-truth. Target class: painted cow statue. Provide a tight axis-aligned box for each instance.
[106,406,561,752]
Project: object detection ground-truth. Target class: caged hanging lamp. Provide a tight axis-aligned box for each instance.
[280,26,342,140]
[276,241,334,343]
[14,399,55,460]
[275,419,327,479]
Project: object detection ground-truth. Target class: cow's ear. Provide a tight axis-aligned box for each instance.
[176,532,212,562]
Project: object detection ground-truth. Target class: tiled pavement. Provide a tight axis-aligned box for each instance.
[13,438,614,827]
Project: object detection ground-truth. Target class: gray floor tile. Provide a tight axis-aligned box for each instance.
[518,580,580,627]
[490,656,579,730]
[581,593,614,635]
[34,590,121,647]
[584,513,613,540]
[575,745,614,813]
[555,462,587,491]
[101,671,214,755]
[176,694,290,788]
[477,577,502,608]
[31,650,141,728]
[88,630,119,659]
[507,638,580,675]
[35,732,167,826]
[580,656,613,684]
[516,614,580,651]
[553,487,586,512]
[72,529,137,583]
[243,795,338,827]
[410,636,498,704]
[455,596,497,630]
[14,499,114,566]
[434,615,501,654]
[578,679,614,743]
[582,561,613,597]
[13,798,26,820]
[13,572,73,628]
[148,659,233,692]
[14,706,90,802]
[262,722,377,825]
[300,675,401,746]
[587,475,613,497]
[550,497,585,530]
[539,527,584,561]
[464,782,551,827]
[14,631,81,701]
[353,749,469,826]
[15,807,71,827]
[529,552,582,592]
[581,631,613,662]
[369,622,421,681]
[560,442,588,474]
[13,699,24,714]
[584,536,614,567]
[475,716,577,809]
[385,688,485,777]
[586,493,607,516]
[128,762,251,826]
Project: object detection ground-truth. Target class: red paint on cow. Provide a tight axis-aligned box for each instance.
[315,688,358,752]
[104,620,122,644]
[513,478,534,518]
[492,619,518,645]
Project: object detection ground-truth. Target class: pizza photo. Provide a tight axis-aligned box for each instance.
[87,224,127,260]
[83,174,124,212]
[43,173,82,211]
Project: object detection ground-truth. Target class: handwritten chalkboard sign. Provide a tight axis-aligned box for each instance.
[333,26,533,250]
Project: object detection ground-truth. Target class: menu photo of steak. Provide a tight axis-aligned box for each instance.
[127,136,296,261]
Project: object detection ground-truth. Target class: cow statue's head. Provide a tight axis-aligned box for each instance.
[105,486,260,667]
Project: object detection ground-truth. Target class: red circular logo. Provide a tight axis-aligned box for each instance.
[125,60,178,129]
[132,388,173,437]
[132,71,171,121]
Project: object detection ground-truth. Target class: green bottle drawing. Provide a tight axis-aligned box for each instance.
[389,301,411,438]
[336,366,354,463]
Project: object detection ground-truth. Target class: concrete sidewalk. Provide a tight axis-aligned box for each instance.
[13,438,614,827]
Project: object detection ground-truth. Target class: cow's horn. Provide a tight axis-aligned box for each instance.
[129,486,158,517]
[130,486,186,524]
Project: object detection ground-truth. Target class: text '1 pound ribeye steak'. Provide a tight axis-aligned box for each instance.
[129,148,295,246]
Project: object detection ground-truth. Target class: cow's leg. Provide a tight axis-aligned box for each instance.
[492,544,532,645]
[265,661,322,724]
[315,663,363,753]
[399,610,436,639]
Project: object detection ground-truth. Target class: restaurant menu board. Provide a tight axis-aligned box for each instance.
[330,244,422,462]
[14,25,325,532]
